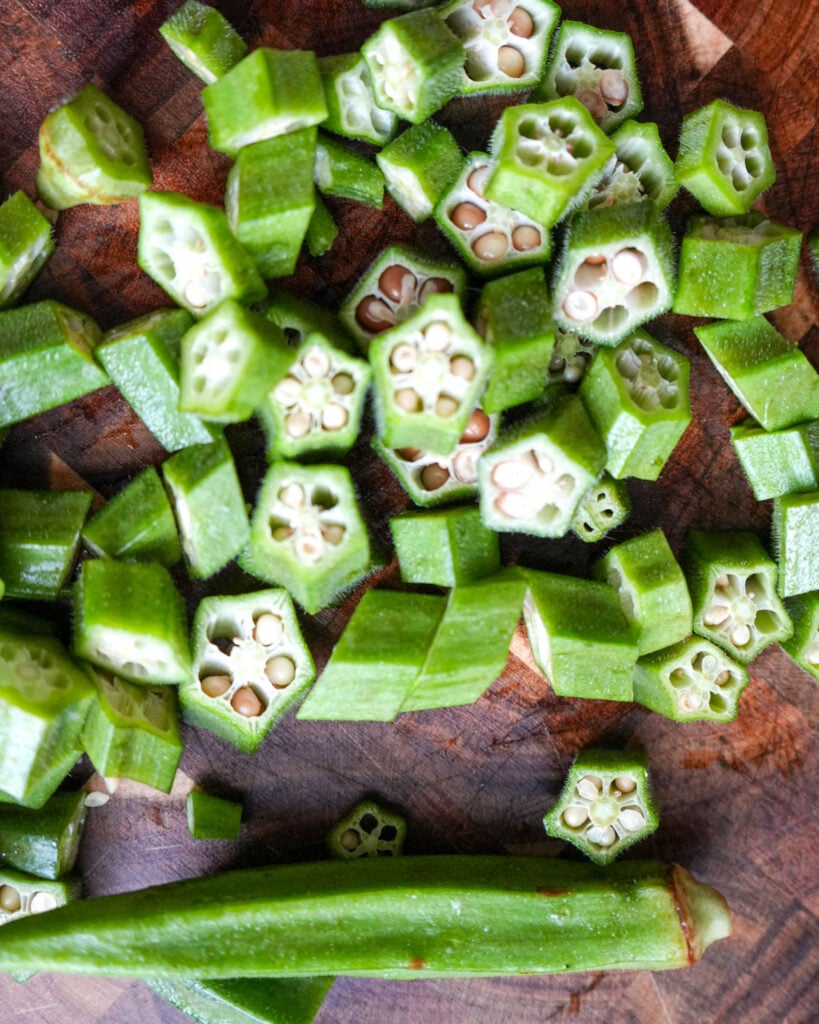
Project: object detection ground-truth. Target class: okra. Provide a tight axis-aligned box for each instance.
[0,790,86,881]
[306,195,338,258]
[149,976,333,1024]
[186,790,242,840]
[376,121,462,223]
[159,1,248,85]
[319,53,398,146]
[781,592,819,683]
[314,134,385,209]
[390,504,500,587]
[730,420,819,501]
[0,191,54,309]
[587,120,679,211]
[328,799,406,858]
[0,868,78,927]
[547,326,597,386]
[259,287,352,352]
[570,473,631,543]
[0,741,82,813]
[772,490,819,598]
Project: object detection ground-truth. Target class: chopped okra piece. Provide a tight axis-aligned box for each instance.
[373,405,498,507]
[82,466,181,567]
[676,99,775,216]
[0,742,82,813]
[341,243,466,352]
[73,559,191,686]
[162,438,249,580]
[0,300,108,428]
[772,490,819,597]
[36,84,152,210]
[473,267,555,413]
[570,472,630,542]
[81,671,182,792]
[319,53,398,146]
[580,329,691,481]
[314,134,385,208]
[259,286,352,352]
[240,463,372,615]
[684,529,793,664]
[186,790,242,840]
[694,317,819,432]
[547,326,597,386]
[781,592,819,683]
[0,868,78,927]
[306,195,338,258]
[328,799,406,859]
[730,420,819,501]
[202,48,327,157]
[96,307,220,452]
[150,977,334,1024]
[440,0,560,94]
[0,191,54,310]
[633,637,749,722]
[592,528,693,655]
[479,394,606,537]
[544,748,657,865]
[258,332,371,461]
[522,569,638,701]
[532,21,643,133]
[673,213,802,320]
[297,590,447,721]
[225,129,317,279]
[390,504,500,586]
[361,10,465,124]
[0,489,91,601]
[587,120,679,211]
[183,589,314,753]
[486,100,616,230]
[0,790,87,881]
[376,121,462,223]
[435,151,552,277]
[553,202,676,346]
[158,1,247,85]
[138,191,266,319]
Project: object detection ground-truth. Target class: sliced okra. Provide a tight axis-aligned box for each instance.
[390,504,500,587]
[138,191,267,319]
[240,463,372,615]
[587,120,679,211]
[694,317,819,432]
[183,589,315,753]
[158,1,248,85]
[570,472,630,543]
[781,592,819,683]
[478,394,606,538]
[0,489,91,601]
[36,84,152,209]
[0,300,108,428]
[0,742,81,813]
[306,195,339,258]
[552,202,676,346]
[319,53,398,146]
[202,48,328,157]
[486,100,616,230]
[370,292,495,456]
[376,121,463,224]
[633,637,749,722]
[258,286,353,352]
[150,977,334,1024]
[730,420,819,501]
[225,129,317,279]
[361,9,465,124]
[673,213,802,320]
[314,134,385,208]
[81,671,182,793]
[0,192,54,310]
[773,490,819,598]
[676,99,775,216]
[0,790,86,881]
[547,326,597,386]
[684,529,793,664]
[544,748,657,865]
[435,152,552,277]
[328,799,406,859]
[186,790,242,840]
[0,868,78,927]
[258,332,371,461]
[73,559,191,686]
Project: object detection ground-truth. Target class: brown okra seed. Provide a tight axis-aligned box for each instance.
[508,6,534,37]
[511,225,541,251]
[265,655,296,688]
[467,164,491,198]
[473,231,508,261]
[419,277,454,302]
[200,674,232,698]
[461,408,491,443]
[498,45,525,78]
[231,686,265,718]
[355,296,395,332]
[421,463,450,490]
[253,613,284,646]
[450,202,487,231]
[578,89,607,122]
[379,264,416,302]
[0,885,21,913]
[396,447,423,462]
[599,68,629,107]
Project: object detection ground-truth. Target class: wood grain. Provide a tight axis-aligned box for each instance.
[1,1,818,1022]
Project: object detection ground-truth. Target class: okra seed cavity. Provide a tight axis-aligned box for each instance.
[599,69,629,107]
[231,686,265,718]
[422,463,450,490]
[451,202,487,231]
[473,231,508,261]
[201,674,232,698]
[0,884,21,914]
[29,892,58,914]
[265,655,296,688]
[498,46,525,78]
[253,613,284,646]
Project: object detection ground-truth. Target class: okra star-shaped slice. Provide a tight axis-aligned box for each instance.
[327,799,406,859]
[182,590,315,753]
[587,120,679,211]
[0,869,78,926]
[571,472,631,543]
[544,748,658,865]
[319,53,398,146]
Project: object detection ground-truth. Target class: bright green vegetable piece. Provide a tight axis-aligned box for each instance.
[0,300,108,428]
[0,790,86,881]
[149,976,334,1024]
[328,799,406,859]
[158,1,247,84]
[571,473,630,542]
[694,317,819,432]
[390,504,500,587]
[36,84,152,209]
[0,855,732,977]
[772,489,819,597]
[587,120,679,210]
[0,489,91,601]
[0,867,78,927]
[376,121,462,223]
[296,590,446,721]
[730,419,819,501]
[544,748,658,865]
[0,191,54,309]
[314,134,384,209]
[202,48,327,157]
[73,559,191,686]
[319,53,397,146]
[781,592,819,682]
[183,589,315,754]
[547,326,597,386]
[676,99,775,216]
[306,195,338,258]
[259,287,352,351]
[186,790,242,840]
[0,741,81,812]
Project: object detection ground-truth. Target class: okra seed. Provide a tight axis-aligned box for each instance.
[703,604,730,626]
[450,355,476,379]
[397,447,423,462]
[534,451,554,475]
[461,408,491,443]
[0,885,21,913]
[562,806,588,828]
[424,321,453,351]
[472,231,508,261]
[730,624,752,647]
[436,396,459,418]
[302,347,331,378]
[396,387,422,412]
[467,165,491,198]
[321,523,346,546]
[390,343,418,373]
[680,692,703,712]
[619,809,646,832]
[274,376,302,406]
[507,6,534,37]
[271,524,295,542]
[714,670,732,686]
[332,372,355,395]
[322,404,349,431]
[450,201,486,232]
[614,776,636,794]
[253,613,284,646]
[356,296,395,332]
[577,776,602,800]
[578,88,607,122]
[599,69,629,107]
[29,892,59,914]
[265,655,296,688]
[496,491,537,519]
[574,257,608,288]
[557,474,575,494]
[611,248,648,285]
[200,674,232,698]
[419,277,454,302]
[340,828,361,852]
[492,459,531,490]
[562,290,598,322]
[453,448,480,482]
[589,825,617,847]
[231,686,265,718]
[279,483,306,509]
[511,225,542,251]
[296,534,325,562]
[285,410,312,438]
[379,265,416,303]
[498,45,525,78]
[421,463,450,490]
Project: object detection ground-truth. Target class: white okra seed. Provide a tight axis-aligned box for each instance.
[274,376,302,406]
[498,45,525,78]
[340,828,361,851]
[561,805,588,828]
[302,346,331,378]
[467,165,491,198]
[436,396,459,418]
[618,809,646,832]
[29,892,59,914]
[680,691,703,712]
[562,290,598,322]
[450,355,476,379]
[703,605,730,626]
[0,885,21,913]
[296,534,325,562]
[495,491,537,519]
[332,372,355,395]
[390,342,418,372]
[396,387,422,412]
[577,776,602,801]
[614,775,636,794]
[611,248,648,285]
[424,321,453,351]
[279,482,306,509]
[253,613,284,646]
[285,409,312,438]
[491,459,531,490]
[322,403,349,430]
[731,624,752,647]
[452,448,480,482]
[265,655,296,688]
[321,523,346,546]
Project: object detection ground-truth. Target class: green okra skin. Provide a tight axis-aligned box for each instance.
[0,489,92,601]
[376,121,462,223]
[0,855,732,977]
[571,473,631,543]
[772,490,819,598]
[186,790,242,840]
[314,135,384,209]
[0,790,87,881]
[0,742,82,812]
[328,799,406,859]
[0,300,108,428]
[730,420,819,501]
[0,867,79,927]
[781,592,819,683]
[694,317,819,433]
[390,504,501,587]
[149,976,334,1024]
[258,287,353,352]
[296,590,447,721]
[319,53,398,146]
[158,1,248,85]
[587,120,679,211]
[0,191,54,309]
[306,195,338,258]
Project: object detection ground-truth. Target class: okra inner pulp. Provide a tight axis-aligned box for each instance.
[702,571,784,653]
[386,319,477,422]
[0,883,58,922]
[267,480,347,565]
[486,446,579,526]
[273,344,356,440]
[559,772,646,850]
[667,649,743,716]
[395,406,493,493]
[561,246,660,336]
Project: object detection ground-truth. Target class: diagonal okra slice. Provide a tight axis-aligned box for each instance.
[730,420,819,501]
[676,99,775,216]
[0,790,87,881]
[0,192,54,310]
[390,504,500,587]
[240,463,372,615]
[571,472,630,542]
[306,195,338,257]
[370,293,495,456]
[0,300,108,428]
[0,489,91,601]
[587,120,679,211]
[633,637,749,722]
[328,799,406,859]
[0,868,79,927]
[186,790,242,840]
[319,53,398,146]
[314,134,385,208]
[296,590,447,721]
[73,559,191,686]
[158,1,247,85]
[782,592,819,683]
[772,490,819,598]
[376,121,462,223]
[150,977,334,1024]
[182,589,315,754]
[138,192,266,319]
[259,286,353,352]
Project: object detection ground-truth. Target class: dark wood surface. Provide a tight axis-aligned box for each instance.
[1,0,818,1021]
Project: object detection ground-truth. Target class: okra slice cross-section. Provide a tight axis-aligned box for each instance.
[327,799,406,859]
[0,868,78,927]
[319,53,398,145]
[587,120,679,210]
[158,1,248,85]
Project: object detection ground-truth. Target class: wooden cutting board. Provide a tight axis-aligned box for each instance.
[1,0,817,1021]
